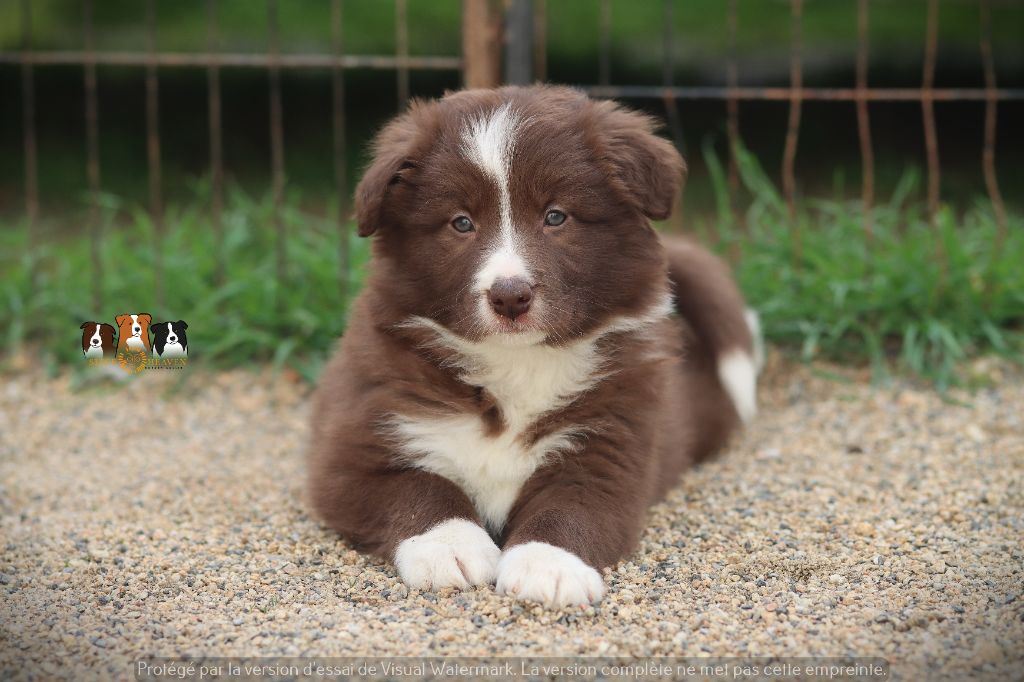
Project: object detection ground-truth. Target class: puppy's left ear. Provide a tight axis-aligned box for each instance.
[355,101,433,237]
[588,101,686,221]
[138,313,152,326]
[177,320,188,330]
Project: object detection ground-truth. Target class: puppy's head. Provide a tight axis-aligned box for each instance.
[115,313,152,339]
[356,86,684,344]
[81,322,115,351]
[154,321,187,345]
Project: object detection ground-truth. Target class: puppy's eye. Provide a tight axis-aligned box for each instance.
[544,209,567,227]
[451,216,474,233]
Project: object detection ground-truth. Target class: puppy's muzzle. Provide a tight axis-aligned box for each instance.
[488,277,533,321]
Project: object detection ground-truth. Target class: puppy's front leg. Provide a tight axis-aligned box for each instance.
[497,445,648,607]
[310,467,500,591]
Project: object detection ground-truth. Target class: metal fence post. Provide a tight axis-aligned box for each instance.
[332,0,350,302]
[856,0,875,244]
[395,0,409,108]
[83,0,103,313]
[781,0,803,226]
[145,0,165,313]
[726,0,741,215]
[533,0,546,82]
[922,0,941,227]
[267,0,287,296]
[979,0,1007,242]
[20,0,38,242]
[782,0,804,267]
[207,0,226,291]
[505,0,533,85]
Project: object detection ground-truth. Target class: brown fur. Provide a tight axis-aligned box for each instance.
[308,86,754,570]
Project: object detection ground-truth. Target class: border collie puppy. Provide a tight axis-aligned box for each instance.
[152,321,188,358]
[80,322,116,359]
[309,86,759,607]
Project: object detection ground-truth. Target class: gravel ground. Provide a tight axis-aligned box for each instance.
[0,358,1022,681]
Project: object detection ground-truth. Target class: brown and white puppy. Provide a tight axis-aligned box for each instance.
[308,86,760,607]
[80,322,116,359]
[115,313,152,354]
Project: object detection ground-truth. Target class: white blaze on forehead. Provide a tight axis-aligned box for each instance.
[90,325,102,344]
[461,103,531,291]
[461,102,519,192]
[473,246,529,292]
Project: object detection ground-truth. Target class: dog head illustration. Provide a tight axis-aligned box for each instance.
[152,320,189,359]
[80,322,116,359]
[115,313,152,353]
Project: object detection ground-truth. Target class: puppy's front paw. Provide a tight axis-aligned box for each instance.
[496,542,605,607]
[394,518,500,591]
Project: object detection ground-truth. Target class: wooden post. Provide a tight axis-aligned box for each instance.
[462,0,501,88]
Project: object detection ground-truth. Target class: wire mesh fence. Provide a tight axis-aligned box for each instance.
[549,0,1017,244]
[2,0,1018,312]
[5,0,465,312]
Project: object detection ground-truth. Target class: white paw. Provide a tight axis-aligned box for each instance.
[718,349,757,423]
[393,518,500,591]
[496,542,605,607]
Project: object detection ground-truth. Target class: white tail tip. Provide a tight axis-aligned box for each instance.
[744,308,765,374]
[718,349,757,424]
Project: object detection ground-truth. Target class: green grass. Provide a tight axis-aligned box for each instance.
[1,152,1021,387]
[701,146,1024,388]
[0,182,371,382]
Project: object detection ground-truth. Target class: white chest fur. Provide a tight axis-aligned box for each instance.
[386,326,605,532]
[159,341,186,358]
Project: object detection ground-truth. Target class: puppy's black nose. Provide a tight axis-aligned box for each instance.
[488,277,533,320]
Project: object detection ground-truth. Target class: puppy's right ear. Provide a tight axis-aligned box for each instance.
[115,314,128,327]
[80,322,91,330]
[354,103,431,237]
[587,100,686,221]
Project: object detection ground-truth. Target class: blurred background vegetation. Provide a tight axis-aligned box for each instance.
[0,0,1022,385]
[1,0,1022,214]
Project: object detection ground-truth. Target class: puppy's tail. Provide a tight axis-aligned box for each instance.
[662,235,762,425]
